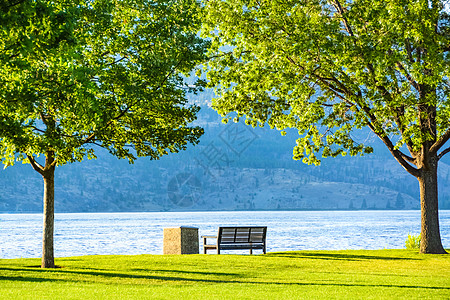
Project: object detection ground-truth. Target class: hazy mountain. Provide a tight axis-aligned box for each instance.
[1,104,450,213]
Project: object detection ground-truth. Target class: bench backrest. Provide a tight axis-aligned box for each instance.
[217,226,267,244]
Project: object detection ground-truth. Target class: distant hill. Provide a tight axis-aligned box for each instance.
[1,104,450,213]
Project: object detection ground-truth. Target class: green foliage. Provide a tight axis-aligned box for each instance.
[202,0,450,254]
[202,0,450,166]
[405,233,421,250]
[0,250,449,299]
[0,0,208,167]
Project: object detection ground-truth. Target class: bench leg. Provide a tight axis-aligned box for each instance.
[217,248,220,255]
[249,248,253,255]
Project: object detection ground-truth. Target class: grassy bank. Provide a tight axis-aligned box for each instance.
[1,250,449,299]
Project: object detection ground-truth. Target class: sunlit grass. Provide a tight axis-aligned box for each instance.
[1,249,449,299]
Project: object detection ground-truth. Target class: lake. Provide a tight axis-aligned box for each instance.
[1,210,449,259]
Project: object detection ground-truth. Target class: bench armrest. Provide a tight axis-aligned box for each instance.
[201,235,217,239]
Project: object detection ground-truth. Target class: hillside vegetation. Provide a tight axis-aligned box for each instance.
[2,105,450,213]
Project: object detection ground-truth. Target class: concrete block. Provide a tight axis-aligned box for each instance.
[163,226,199,254]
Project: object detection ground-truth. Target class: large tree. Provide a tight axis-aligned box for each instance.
[0,0,207,267]
[203,0,449,253]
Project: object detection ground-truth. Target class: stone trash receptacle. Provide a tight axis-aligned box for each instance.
[163,226,199,254]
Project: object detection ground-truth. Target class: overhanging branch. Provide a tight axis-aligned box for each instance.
[365,61,417,157]
[27,155,44,175]
[396,62,420,93]
[438,147,450,160]
[332,0,354,37]
[430,127,450,154]
[365,120,419,177]
[1,0,26,10]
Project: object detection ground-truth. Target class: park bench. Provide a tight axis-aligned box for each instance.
[202,226,267,254]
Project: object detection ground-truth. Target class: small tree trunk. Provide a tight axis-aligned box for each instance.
[418,162,447,254]
[41,154,56,268]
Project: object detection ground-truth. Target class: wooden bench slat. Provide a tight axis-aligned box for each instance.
[221,234,236,237]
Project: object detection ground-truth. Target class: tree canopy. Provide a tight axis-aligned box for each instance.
[0,0,208,267]
[203,0,449,253]
[0,0,207,168]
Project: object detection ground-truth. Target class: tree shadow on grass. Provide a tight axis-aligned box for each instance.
[0,268,448,290]
[0,275,67,283]
[0,267,243,284]
[0,266,243,282]
[266,252,419,261]
[130,268,239,276]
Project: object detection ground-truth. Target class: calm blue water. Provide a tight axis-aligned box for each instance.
[1,210,449,259]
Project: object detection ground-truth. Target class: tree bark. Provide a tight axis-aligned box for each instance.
[417,157,447,254]
[41,152,56,268]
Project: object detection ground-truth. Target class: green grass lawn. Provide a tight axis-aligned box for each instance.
[0,250,449,299]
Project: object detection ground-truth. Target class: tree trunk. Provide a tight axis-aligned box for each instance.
[417,160,447,254]
[41,154,56,268]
